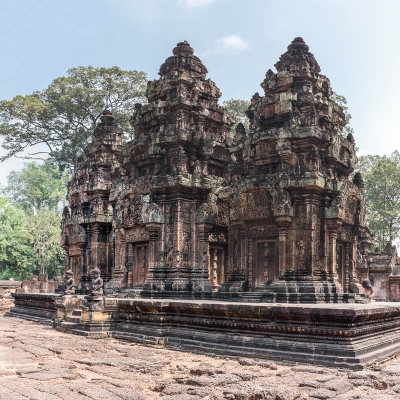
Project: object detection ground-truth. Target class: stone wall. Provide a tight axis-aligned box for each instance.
[0,279,22,311]
[368,242,399,301]
[16,274,60,294]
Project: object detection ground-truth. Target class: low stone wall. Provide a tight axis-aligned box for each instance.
[0,280,22,312]
[53,297,400,369]
[7,292,62,324]
[16,274,59,294]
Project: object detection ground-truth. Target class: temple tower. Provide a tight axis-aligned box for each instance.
[220,37,372,302]
[62,110,123,289]
[112,41,234,297]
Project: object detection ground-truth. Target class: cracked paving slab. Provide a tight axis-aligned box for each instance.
[1,314,400,399]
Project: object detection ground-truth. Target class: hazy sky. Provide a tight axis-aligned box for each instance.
[0,0,399,185]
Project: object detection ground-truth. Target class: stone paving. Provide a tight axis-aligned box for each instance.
[1,315,400,399]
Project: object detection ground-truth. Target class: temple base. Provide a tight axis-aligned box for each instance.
[50,297,400,369]
[217,279,367,303]
[6,293,61,324]
[141,270,213,299]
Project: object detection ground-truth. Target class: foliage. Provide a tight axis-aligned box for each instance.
[27,208,64,276]
[358,151,400,250]
[330,92,354,137]
[3,160,69,213]
[0,160,67,280]
[0,197,35,280]
[0,66,147,170]
[223,98,250,133]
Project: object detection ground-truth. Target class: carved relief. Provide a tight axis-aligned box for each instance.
[61,39,374,300]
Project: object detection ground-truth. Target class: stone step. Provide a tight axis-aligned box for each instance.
[5,311,53,325]
[113,331,164,346]
[65,316,81,323]
[239,292,265,303]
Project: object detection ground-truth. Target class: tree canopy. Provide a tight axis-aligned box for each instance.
[222,98,250,132]
[0,197,35,280]
[0,66,147,171]
[3,160,68,213]
[358,151,400,250]
[27,208,64,276]
[330,92,354,137]
[0,162,67,279]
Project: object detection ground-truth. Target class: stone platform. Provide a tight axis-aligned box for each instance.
[51,297,400,370]
[7,292,62,324]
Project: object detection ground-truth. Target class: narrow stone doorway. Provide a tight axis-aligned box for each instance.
[127,243,148,287]
[254,241,278,288]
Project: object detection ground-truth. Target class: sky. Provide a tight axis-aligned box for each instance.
[0,0,399,185]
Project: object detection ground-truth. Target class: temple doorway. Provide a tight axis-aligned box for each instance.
[209,245,225,288]
[254,241,278,288]
[127,243,148,287]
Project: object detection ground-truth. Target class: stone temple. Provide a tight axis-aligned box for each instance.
[61,38,373,302]
[9,38,400,369]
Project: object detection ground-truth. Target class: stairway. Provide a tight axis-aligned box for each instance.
[238,292,265,303]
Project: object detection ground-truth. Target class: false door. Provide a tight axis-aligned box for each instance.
[127,243,148,287]
[133,244,148,286]
[254,241,278,288]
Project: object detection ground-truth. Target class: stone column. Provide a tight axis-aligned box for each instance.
[126,243,134,287]
[326,219,341,281]
[146,222,162,274]
[211,247,218,287]
[344,242,351,290]
[275,216,292,277]
[89,224,100,273]
[80,248,87,277]
[247,238,254,286]
[196,223,213,282]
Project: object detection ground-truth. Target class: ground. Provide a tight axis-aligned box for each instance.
[1,315,400,400]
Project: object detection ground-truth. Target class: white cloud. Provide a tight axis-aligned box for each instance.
[177,0,217,8]
[216,35,250,51]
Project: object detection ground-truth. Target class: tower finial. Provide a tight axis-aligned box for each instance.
[173,40,194,55]
[100,109,114,124]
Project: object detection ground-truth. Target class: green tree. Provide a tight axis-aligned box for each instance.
[27,209,64,277]
[1,161,68,279]
[360,151,400,250]
[356,154,382,176]
[3,160,69,213]
[223,98,250,132]
[0,197,35,280]
[0,66,147,170]
[330,92,354,137]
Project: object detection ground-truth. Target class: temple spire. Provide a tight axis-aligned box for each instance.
[173,40,194,55]
[159,40,208,78]
[275,36,321,75]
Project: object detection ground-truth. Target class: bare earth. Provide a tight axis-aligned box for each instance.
[1,315,400,400]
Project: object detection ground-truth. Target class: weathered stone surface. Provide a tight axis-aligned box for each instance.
[60,38,379,302]
[7,293,61,324]
[16,274,60,294]
[50,297,400,368]
[366,242,400,301]
[0,280,21,311]
[3,314,400,399]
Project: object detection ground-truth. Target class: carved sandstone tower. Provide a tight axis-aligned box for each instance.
[62,110,123,289]
[115,41,234,297]
[220,37,372,301]
[61,38,373,303]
